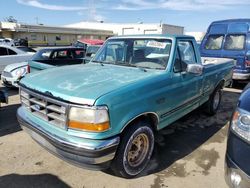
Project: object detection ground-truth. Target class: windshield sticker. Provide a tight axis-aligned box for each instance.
[146,41,167,49]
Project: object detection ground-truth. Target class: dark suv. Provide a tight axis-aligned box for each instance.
[225,83,250,187]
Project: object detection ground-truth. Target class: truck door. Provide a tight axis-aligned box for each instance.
[163,40,203,123]
[177,40,203,102]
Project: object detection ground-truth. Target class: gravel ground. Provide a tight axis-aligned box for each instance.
[0,83,244,188]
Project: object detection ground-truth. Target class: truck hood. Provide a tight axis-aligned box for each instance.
[20,63,161,105]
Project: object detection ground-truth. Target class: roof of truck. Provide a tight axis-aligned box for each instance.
[211,19,250,24]
[109,34,194,40]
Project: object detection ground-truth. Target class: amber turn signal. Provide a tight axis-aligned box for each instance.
[232,111,239,122]
[68,121,110,132]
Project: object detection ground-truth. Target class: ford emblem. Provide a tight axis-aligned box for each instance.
[34,104,41,111]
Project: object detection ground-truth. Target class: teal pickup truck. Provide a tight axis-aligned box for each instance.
[17,35,234,178]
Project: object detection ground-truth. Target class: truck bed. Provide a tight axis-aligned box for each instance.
[201,57,234,95]
[201,57,235,66]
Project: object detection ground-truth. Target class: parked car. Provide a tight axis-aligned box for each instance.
[0,45,34,73]
[225,83,250,188]
[29,47,85,72]
[1,61,28,87]
[84,45,102,63]
[200,19,250,83]
[73,38,104,50]
[1,46,35,87]
[14,38,28,47]
[16,46,36,54]
[0,38,14,46]
[17,35,234,178]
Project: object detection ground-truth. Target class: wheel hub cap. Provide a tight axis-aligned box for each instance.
[127,133,149,167]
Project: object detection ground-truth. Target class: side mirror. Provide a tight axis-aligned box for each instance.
[186,64,203,75]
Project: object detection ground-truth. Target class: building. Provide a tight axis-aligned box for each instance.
[0,21,184,47]
[185,32,206,43]
[65,22,184,35]
[0,22,113,46]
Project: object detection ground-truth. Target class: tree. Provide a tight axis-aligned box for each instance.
[4,16,17,23]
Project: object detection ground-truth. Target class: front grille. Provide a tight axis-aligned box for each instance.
[2,71,13,78]
[20,87,68,129]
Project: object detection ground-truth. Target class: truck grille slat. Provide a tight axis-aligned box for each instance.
[47,112,66,122]
[33,111,48,121]
[21,97,30,106]
[20,87,68,129]
[30,105,46,114]
[47,104,66,114]
[29,97,46,107]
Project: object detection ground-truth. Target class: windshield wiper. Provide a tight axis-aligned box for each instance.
[91,60,104,66]
[138,67,147,72]
[126,63,147,72]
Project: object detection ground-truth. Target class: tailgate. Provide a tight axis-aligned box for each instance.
[221,51,246,71]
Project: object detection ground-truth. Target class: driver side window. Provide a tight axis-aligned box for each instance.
[177,41,196,64]
[173,48,187,73]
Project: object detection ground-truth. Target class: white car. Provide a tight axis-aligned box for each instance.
[0,45,34,72]
[1,61,28,87]
[0,38,15,46]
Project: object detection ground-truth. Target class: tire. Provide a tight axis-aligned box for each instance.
[205,86,222,115]
[231,80,238,88]
[111,121,154,178]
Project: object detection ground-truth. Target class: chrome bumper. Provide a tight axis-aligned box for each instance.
[1,75,19,87]
[233,73,250,80]
[17,107,120,170]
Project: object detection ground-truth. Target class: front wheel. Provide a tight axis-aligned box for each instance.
[111,121,154,178]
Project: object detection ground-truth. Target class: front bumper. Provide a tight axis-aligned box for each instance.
[1,75,19,87]
[17,107,120,170]
[225,155,250,188]
[233,73,250,81]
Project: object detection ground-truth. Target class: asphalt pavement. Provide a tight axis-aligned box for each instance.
[0,83,244,188]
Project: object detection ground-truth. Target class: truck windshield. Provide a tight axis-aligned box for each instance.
[86,45,101,56]
[92,38,172,70]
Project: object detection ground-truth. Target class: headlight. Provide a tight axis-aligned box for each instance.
[231,108,250,141]
[68,106,110,132]
[11,67,27,77]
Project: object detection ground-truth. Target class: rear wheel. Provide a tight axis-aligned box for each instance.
[205,86,222,115]
[111,121,154,178]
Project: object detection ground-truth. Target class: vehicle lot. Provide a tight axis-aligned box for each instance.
[0,83,244,188]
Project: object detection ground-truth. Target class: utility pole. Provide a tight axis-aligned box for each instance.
[88,0,96,21]
[35,17,39,25]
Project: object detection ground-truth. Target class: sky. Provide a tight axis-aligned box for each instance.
[0,0,249,32]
